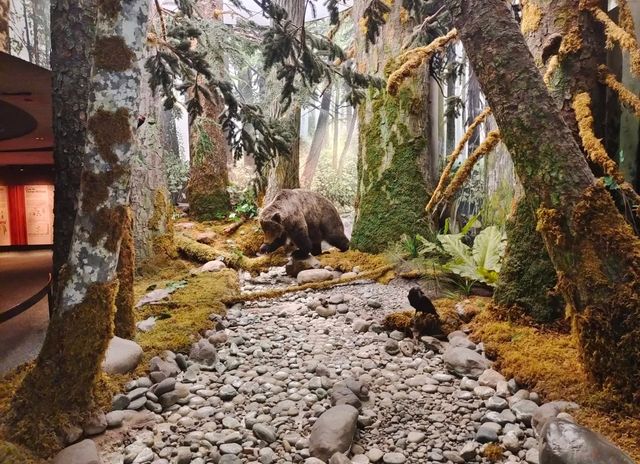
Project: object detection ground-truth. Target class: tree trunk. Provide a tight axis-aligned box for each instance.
[187,97,232,220]
[114,207,135,339]
[130,55,176,267]
[453,0,640,404]
[0,0,9,52]
[301,90,332,188]
[9,0,150,454]
[332,84,340,169]
[338,106,356,175]
[264,0,304,203]
[350,0,435,253]
[51,0,96,288]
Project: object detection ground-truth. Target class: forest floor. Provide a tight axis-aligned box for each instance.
[95,227,640,464]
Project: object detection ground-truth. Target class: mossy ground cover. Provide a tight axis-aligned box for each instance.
[468,301,640,461]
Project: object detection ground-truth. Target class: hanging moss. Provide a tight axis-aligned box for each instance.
[8,280,118,456]
[351,86,431,254]
[115,208,136,339]
[493,199,564,323]
[94,36,135,72]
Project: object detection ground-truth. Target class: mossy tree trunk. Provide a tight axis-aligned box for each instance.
[0,0,9,52]
[350,0,435,253]
[9,0,150,455]
[187,97,232,220]
[50,0,96,287]
[452,0,640,404]
[264,0,304,204]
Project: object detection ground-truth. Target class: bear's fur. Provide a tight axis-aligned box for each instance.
[258,189,349,258]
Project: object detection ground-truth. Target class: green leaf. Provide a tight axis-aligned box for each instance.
[472,226,505,273]
[460,214,479,236]
[438,234,474,266]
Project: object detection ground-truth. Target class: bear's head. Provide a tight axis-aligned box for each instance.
[259,213,287,254]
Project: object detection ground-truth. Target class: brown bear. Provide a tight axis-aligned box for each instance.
[258,189,350,259]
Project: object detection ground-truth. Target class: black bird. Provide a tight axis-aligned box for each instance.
[408,286,438,315]
[408,286,443,339]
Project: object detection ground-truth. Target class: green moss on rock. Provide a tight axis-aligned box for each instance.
[493,199,564,322]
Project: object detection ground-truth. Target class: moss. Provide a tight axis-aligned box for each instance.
[7,280,119,456]
[115,208,136,339]
[0,440,44,464]
[80,165,127,213]
[383,311,414,332]
[188,191,232,222]
[90,205,127,252]
[318,249,390,273]
[97,0,120,19]
[351,86,431,254]
[493,199,564,323]
[387,29,458,96]
[469,304,640,461]
[520,0,542,35]
[88,107,131,165]
[94,36,135,72]
[563,183,640,404]
[135,270,238,357]
[482,443,504,462]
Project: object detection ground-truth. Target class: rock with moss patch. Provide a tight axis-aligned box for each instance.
[102,336,143,375]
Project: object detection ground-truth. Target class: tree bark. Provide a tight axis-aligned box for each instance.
[264,0,304,203]
[51,0,96,288]
[351,0,435,253]
[301,90,332,188]
[9,0,150,454]
[114,207,135,339]
[0,0,9,52]
[452,0,640,403]
[187,97,232,220]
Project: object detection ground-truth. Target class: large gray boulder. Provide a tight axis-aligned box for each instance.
[532,401,580,435]
[539,419,634,464]
[443,346,491,379]
[309,405,359,461]
[102,337,143,375]
[52,439,102,464]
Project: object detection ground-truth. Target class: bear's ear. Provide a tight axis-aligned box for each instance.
[271,213,282,223]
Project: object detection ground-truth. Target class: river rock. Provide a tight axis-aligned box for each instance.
[531,401,579,435]
[52,439,102,464]
[189,338,218,365]
[443,346,491,378]
[309,405,359,461]
[298,269,334,285]
[286,255,321,277]
[102,337,143,375]
[539,419,635,464]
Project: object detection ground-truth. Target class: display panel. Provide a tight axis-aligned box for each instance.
[24,185,54,245]
[0,186,11,246]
